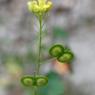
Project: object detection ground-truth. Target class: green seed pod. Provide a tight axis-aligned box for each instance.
[49,44,64,57]
[21,76,34,87]
[36,76,48,86]
[57,52,74,63]
[64,48,71,53]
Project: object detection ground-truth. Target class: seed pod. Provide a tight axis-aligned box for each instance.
[36,76,48,86]
[49,44,64,57]
[21,76,34,87]
[64,48,71,53]
[57,52,74,63]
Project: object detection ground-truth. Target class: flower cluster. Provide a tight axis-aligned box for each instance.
[27,0,52,15]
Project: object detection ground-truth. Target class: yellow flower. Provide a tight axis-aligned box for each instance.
[27,0,52,15]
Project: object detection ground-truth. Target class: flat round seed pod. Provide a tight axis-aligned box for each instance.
[57,52,74,63]
[49,44,64,57]
[21,76,34,87]
[64,48,71,53]
[36,76,48,86]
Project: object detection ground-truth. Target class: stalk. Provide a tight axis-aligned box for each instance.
[36,15,43,75]
[33,15,43,95]
[33,87,37,95]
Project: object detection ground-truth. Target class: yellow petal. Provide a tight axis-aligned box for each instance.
[27,1,38,12]
[47,1,52,8]
[33,5,40,12]
[38,0,46,6]
[44,1,52,12]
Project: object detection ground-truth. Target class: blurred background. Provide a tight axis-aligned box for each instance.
[0,0,95,95]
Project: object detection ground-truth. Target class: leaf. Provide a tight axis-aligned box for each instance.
[39,72,64,95]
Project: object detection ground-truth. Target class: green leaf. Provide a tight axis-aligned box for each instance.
[39,72,64,95]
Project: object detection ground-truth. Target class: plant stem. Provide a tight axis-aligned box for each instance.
[32,87,37,95]
[36,15,43,75]
[33,15,43,95]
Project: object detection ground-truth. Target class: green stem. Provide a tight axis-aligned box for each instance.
[32,87,37,95]
[33,15,43,95]
[36,15,43,75]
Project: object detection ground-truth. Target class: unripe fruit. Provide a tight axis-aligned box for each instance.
[36,76,48,86]
[57,52,74,63]
[21,76,34,87]
[64,48,71,53]
[49,44,64,57]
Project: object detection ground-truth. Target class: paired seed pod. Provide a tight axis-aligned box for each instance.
[57,47,74,63]
[21,75,48,87]
[49,44,74,63]
[21,76,34,87]
[49,44,64,57]
[57,52,74,63]
[36,76,48,86]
